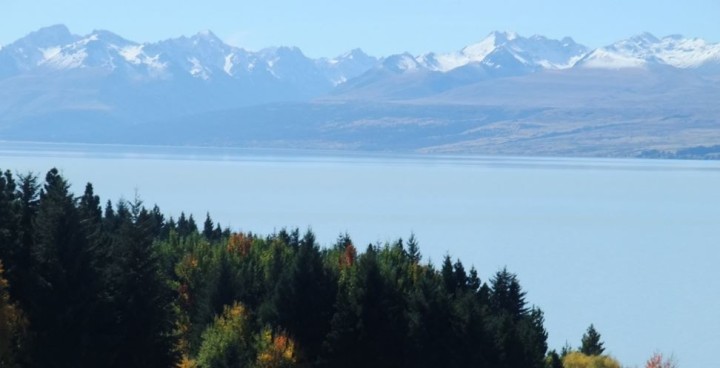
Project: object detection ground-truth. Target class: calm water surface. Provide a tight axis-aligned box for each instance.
[2,142,719,368]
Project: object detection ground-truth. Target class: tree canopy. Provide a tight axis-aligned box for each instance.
[580,324,605,356]
[0,167,648,368]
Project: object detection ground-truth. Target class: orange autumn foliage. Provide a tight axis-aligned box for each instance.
[339,243,357,269]
[645,352,678,368]
[227,233,253,256]
[256,328,297,368]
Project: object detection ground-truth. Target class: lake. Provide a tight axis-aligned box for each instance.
[2,141,719,368]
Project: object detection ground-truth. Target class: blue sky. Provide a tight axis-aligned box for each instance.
[2,0,719,57]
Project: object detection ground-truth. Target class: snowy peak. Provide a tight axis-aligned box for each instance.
[577,33,720,69]
[383,52,424,73]
[36,30,141,71]
[418,31,589,73]
[319,48,378,85]
[0,24,81,71]
[0,24,380,86]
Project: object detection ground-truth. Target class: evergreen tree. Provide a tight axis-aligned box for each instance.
[103,206,179,367]
[441,255,456,293]
[406,233,421,264]
[0,259,26,368]
[467,266,481,292]
[404,268,457,368]
[149,205,165,238]
[187,214,198,234]
[546,350,564,368]
[202,212,214,240]
[453,259,468,292]
[0,170,19,288]
[271,230,337,364]
[177,212,190,237]
[78,183,102,227]
[490,267,528,318]
[318,262,358,368]
[0,167,561,368]
[489,268,547,368]
[27,168,103,367]
[580,324,605,356]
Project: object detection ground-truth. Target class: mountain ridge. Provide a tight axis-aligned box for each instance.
[4,25,720,79]
[1,25,719,159]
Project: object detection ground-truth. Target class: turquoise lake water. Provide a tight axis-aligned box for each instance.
[2,142,719,367]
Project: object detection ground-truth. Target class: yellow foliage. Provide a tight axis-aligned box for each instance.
[196,302,255,367]
[176,355,198,368]
[256,328,297,368]
[0,260,26,366]
[563,352,621,368]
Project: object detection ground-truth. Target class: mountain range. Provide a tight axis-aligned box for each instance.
[1,25,719,158]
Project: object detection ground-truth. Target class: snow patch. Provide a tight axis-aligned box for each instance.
[580,49,646,69]
[188,57,211,80]
[40,46,63,62]
[224,53,234,75]
[397,55,419,71]
[580,34,720,69]
[332,76,347,86]
[38,46,87,69]
[120,45,144,64]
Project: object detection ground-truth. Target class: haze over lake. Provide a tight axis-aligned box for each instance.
[2,142,719,367]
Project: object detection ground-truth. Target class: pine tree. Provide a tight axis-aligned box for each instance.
[177,212,189,237]
[489,268,547,368]
[580,324,605,356]
[467,267,481,292]
[490,267,528,318]
[28,168,103,367]
[441,255,456,293]
[406,233,421,264]
[103,206,179,367]
[0,259,26,367]
[78,183,102,226]
[187,214,198,234]
[0,170,19,289]
[546,350,564,368]
[271,230,336,364]
[202,212,214,240]
[453,259,468,292]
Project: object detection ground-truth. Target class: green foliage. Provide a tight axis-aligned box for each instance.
[546,350,564,368]
[197,303,254,368]
[267,230,337,364]
[580,324,605,356]
[255,328,298,368]
[0,168,559,368]
[0,260,26,367]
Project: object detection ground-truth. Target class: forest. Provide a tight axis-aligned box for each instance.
[0,168,673,368]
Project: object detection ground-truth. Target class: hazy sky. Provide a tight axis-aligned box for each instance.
[2,0,719,57]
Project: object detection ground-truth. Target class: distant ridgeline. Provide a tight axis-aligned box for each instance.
[638,145,720,160]
[0,168,643,368]
[1,25,720,157]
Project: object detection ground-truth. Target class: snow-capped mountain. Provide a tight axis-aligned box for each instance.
[334,31,590,99]
[1,25,719,157]
[0,25,379,86]
[417,31,588,73]
[577,32,720,69]
[0,25,380,127]
[318,48,380,85]
[359,31,588,77]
